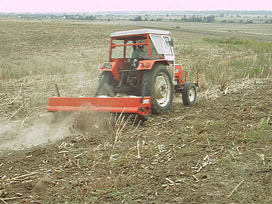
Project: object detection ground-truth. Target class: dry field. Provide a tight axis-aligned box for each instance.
[0,18,272,203]
[1,19,271,121]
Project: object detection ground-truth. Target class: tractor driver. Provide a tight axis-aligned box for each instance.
[131,44,148,60]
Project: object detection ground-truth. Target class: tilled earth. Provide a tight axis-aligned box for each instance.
[0,79,272,204]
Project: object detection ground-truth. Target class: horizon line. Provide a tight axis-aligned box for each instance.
[1,9,272,14]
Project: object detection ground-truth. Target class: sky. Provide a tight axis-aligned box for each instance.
[1,0,272,13]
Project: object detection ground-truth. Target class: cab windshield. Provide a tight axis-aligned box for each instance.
[110,35,170,60]
[110,36,158,60]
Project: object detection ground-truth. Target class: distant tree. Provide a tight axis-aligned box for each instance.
[206,15,215,22]
[86,15,96,20]
[132,16,142,21]
[189,15,203,22]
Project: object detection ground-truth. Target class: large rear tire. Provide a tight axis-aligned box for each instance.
[94,72,117,97]
[182,83,197,106]
[141,64,173,114]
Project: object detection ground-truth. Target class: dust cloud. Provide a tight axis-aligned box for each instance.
[0,111,112,151]
[0,113,74,151]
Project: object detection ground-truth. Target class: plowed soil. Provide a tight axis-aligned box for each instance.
[0,79,272,204]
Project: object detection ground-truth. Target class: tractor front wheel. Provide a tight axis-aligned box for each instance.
[182,82,197,106]
[141,64,173,114]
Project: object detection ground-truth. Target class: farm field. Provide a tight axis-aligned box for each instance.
[0,18,272,203]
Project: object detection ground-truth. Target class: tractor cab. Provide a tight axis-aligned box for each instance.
[102,29,175,74]
[109,29,174,62]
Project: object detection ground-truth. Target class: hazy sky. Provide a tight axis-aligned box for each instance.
[1,0,272,13]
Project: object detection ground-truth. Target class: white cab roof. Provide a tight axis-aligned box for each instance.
[110,29,171,37]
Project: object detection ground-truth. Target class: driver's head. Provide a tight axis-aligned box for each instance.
[138,44,144,49]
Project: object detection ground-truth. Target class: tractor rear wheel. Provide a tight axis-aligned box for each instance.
[94,72,117,97]
[141,64,173,114]
[182,82,197,106]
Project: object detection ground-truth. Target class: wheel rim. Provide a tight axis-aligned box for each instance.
[154,72,171,107]
[188,87,196,102]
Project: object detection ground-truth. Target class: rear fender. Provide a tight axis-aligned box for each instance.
[136,59,169,70]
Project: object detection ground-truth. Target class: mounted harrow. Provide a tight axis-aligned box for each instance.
[47,96,151,116]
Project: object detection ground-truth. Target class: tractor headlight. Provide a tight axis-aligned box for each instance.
[142,99,150,104]
[104,63,112,69]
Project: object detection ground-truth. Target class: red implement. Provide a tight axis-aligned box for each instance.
[47,97,151,116]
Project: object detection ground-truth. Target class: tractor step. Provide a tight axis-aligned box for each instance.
[47,97,151,116]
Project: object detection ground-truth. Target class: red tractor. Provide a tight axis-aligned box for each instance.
[47,29,198,119]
